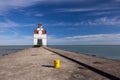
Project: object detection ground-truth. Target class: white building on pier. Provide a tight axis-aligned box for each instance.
[34,24,47,46]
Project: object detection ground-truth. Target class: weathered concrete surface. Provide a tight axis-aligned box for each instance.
[44,47,120,80]
[0,47,120,80]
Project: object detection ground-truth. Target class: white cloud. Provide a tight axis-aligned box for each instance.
[0,0,40,9]
[47,35,68,45]
[0,0,119,16]
[1,33,120,45]
[66,34,120,41]
[0,0,42,15]
[0,23,33,45]
[0,33,33,45]
[0,31,5,33]
[0,38,33,45]
[47,34,120,45]
[88,11,120,16]
[0,19,36,28]
[45,17,120,27]
[21,24,36,27]
[57,1,120,14]
[0,19,19,27]
[56,8,95,12]
[0,19,35,45]
[0,0,85,15]
[45,22,73,26]
[34,13,44,17]
[55,6,120,13]
[81,17,120,26]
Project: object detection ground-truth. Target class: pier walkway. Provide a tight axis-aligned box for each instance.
[0,47,120,80]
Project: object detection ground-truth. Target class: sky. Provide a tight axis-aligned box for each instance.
[0,0,120,45]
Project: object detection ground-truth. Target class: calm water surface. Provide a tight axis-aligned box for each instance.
[0,46,31,55]
[0,45,120,60]
[48,45,120,60]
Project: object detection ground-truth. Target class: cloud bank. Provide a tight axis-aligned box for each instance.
[48,33,120,45]
[45,17,120,27]
[0,32,120,45]
[0,0,84,15]
[0,19,19,27]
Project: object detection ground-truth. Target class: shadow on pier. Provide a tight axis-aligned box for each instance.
[44,47,120,80]
[42,65,54,68]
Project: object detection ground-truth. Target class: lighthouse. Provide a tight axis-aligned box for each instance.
[34,24,47,47]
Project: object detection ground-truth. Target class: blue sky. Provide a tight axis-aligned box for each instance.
[0,0,120,45]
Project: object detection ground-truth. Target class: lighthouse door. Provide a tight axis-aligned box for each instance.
[37,39,42,46]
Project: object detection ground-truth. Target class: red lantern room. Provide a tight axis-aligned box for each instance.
[34,30,38,34]
[42,30,46,34]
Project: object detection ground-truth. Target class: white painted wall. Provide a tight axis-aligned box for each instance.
[42,39,47,46]
[34,34,46,39]
[33,38,37,45]
[34,27,47,46]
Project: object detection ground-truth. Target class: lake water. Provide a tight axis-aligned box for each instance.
[48,45,120,60]
[0,45,120,60]
[0,46,31,56]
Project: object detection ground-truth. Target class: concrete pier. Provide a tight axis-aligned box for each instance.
[0,47,120,80]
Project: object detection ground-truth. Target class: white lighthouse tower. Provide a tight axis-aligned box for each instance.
[34,24,47,47]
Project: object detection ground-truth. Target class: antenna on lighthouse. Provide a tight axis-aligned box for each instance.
[38,24,42,28]
[37,24,43,30]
